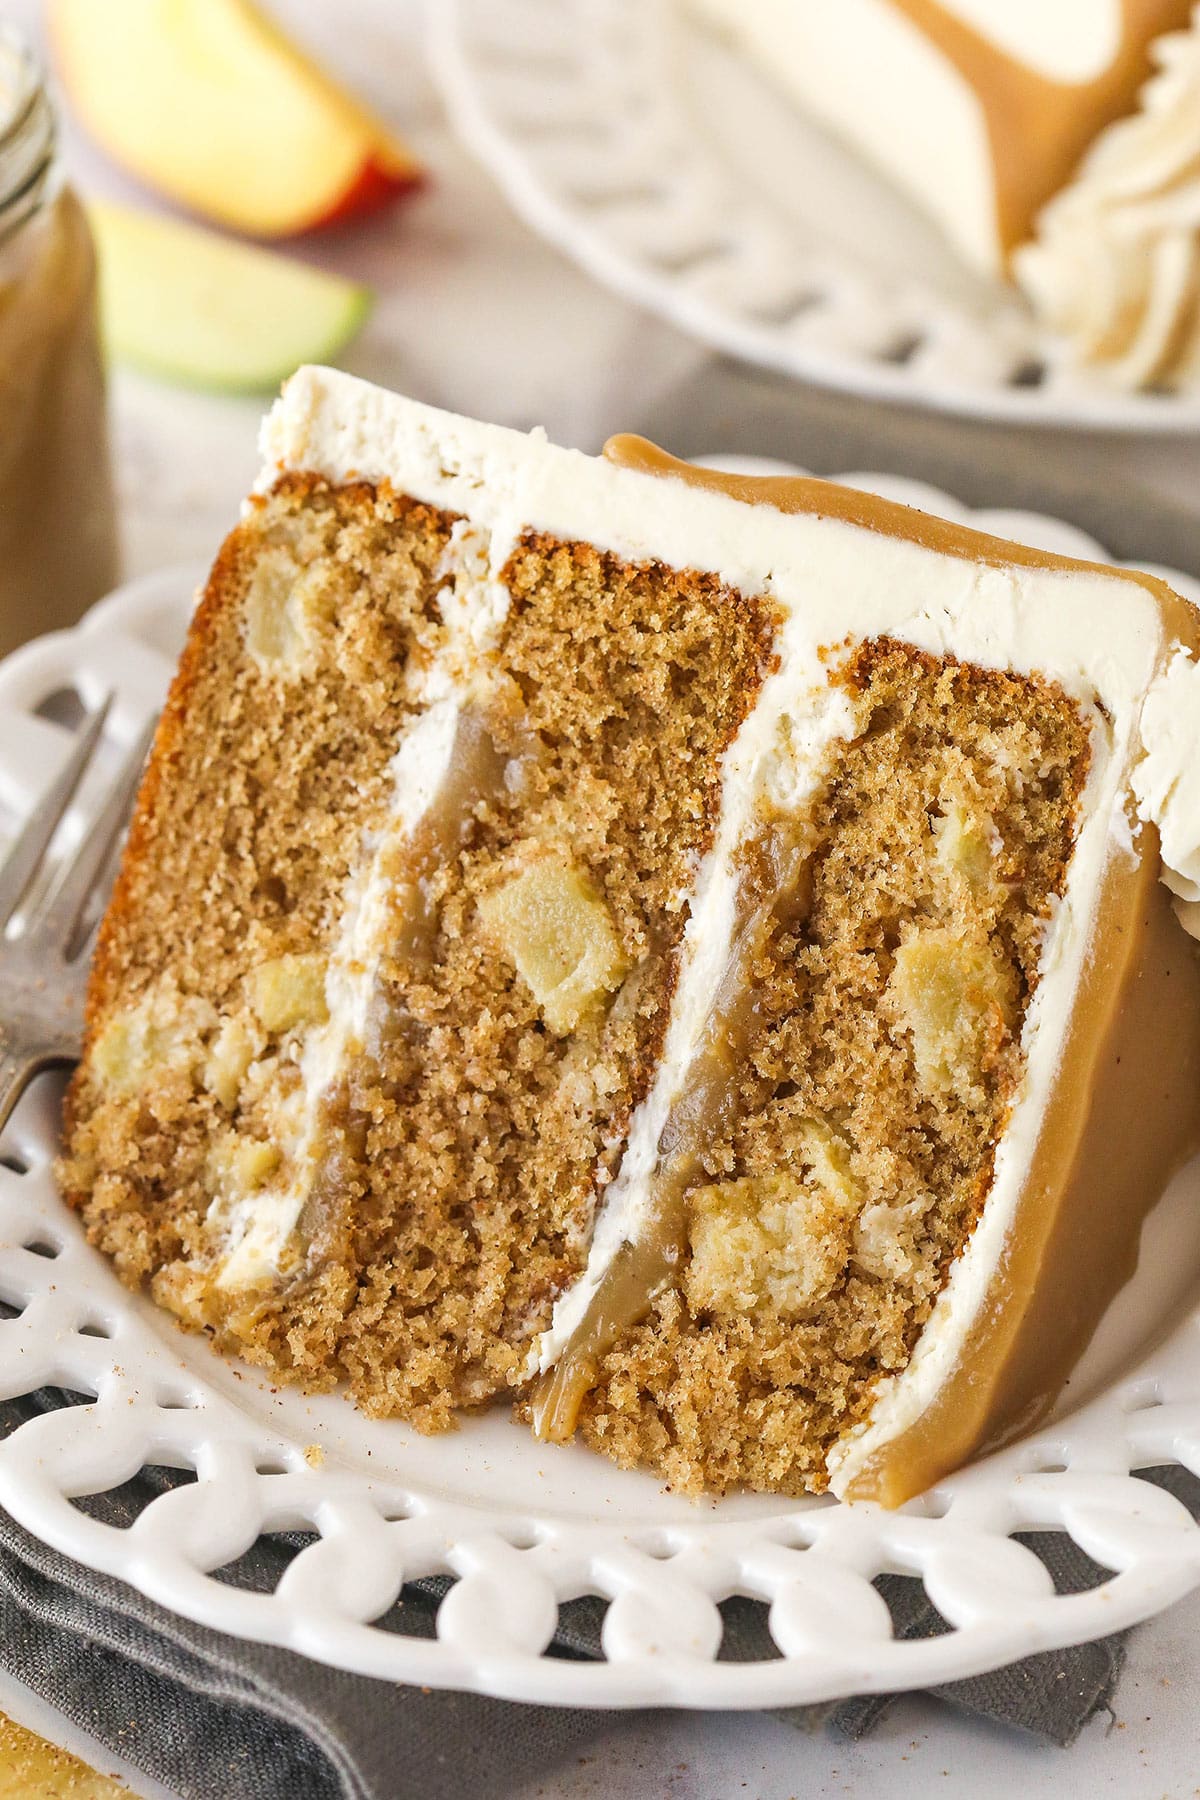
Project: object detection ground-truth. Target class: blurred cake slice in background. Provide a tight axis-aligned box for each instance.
[690,0,1200,390]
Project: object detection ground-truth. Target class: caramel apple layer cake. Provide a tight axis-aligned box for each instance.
[60,368,1200,1504]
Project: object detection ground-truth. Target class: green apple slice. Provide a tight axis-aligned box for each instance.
[89,200,372,393]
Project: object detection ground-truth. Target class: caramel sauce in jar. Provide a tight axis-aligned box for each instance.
[0,30,118,658]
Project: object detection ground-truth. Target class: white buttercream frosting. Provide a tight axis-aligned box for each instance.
[1132,645,1200,905]
[690,0,1005,274]
[253,368,1200,1485]
[1017,8,1200,391]
[533,656,859,1373]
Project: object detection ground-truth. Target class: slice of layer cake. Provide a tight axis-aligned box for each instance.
[60,369,1200,1504]
[690,0,1200,390]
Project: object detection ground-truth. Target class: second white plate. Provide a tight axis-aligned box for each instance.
[430,0,1200,432]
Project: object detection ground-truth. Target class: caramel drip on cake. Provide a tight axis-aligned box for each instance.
[603,434,1199,618]
[887,0,1193,256]
[847,844,1200,1504]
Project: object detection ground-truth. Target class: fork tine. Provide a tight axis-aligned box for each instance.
[71,748,154,969]
[34,713,157,957]
[72,848,126,971]
[0,697,112,929]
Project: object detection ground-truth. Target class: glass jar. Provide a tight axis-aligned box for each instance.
[0,27,118,659]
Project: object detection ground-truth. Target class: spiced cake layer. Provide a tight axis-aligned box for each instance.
[60,369,1200,1503]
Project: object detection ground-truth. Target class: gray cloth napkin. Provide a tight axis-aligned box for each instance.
[0,1381,1188,1799]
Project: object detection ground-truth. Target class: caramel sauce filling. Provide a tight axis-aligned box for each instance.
[379,706,519,977]
[532,829,814,1441]
[296,704,531,1258]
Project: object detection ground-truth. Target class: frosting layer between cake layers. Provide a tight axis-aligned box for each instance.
[214,516,512,1290]
[250,368,1200,1501]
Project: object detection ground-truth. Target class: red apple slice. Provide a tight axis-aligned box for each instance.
[50,0,425,238]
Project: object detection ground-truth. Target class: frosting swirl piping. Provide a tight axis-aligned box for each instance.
[1016,7,1200,390]
[1132,646,1200,936]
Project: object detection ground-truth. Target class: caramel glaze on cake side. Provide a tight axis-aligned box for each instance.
[546,439,1200,1504]
[537,637,1097,1495]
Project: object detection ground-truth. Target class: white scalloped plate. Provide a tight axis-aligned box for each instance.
[2,473,1200,1708]
[428,0,1200,432]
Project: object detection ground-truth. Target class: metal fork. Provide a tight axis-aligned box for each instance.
[0,699,156,1135]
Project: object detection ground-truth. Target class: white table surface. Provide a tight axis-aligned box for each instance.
[7,0,1200,1793]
